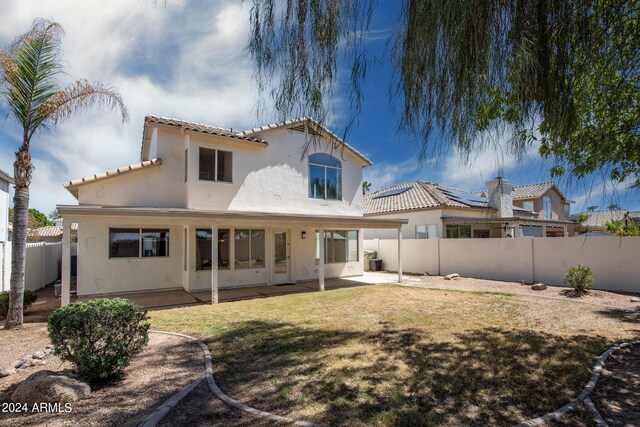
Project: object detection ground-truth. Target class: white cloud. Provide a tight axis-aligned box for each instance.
[0,0,266,214]
[363,157,427,191]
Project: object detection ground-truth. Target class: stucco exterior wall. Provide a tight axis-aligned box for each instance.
[186,128,364,216]
[77,129,186,208]
[77,218,184,296]
[513,188,568,221]
[74,214,364,295]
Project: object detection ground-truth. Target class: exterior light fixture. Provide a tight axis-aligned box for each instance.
[301,231,307,239]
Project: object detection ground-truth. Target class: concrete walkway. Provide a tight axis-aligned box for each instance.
[79,272,399,309]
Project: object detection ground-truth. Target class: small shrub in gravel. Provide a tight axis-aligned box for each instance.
[0,290,37,317]
[564,265,596,292]
[48,298,150,383]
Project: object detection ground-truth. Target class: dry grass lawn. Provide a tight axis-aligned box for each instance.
[150,284,639,426]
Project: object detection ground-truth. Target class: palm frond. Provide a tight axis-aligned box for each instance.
[44,79,129,127]
[2,19,64,138]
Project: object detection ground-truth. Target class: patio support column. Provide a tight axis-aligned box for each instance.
[542,225,547,238]
[319,226,325,291]
[211,224,219,304]
[397,227,403,283]
[61,219,71,306]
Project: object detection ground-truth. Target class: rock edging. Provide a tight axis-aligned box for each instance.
[141,330,319,427]
[0,345,54,378]
[512,340,640,427]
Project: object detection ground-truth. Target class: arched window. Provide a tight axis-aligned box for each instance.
[543,196,552,219]
[308,153,342,200]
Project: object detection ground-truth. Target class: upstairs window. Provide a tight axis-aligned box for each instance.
[199,147,232,182]
[522,201,534,212]
[309,153,341,200]
[543,196,552,219]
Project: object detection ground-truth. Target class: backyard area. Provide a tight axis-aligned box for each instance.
[150,281,638,426]
[1,276,639,426]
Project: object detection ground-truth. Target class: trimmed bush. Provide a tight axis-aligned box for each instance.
[48,298,150,383]
[564,265,596,292]
[0,290,38,318]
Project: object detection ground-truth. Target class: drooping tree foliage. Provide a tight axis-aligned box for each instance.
[248,0,640,187]
[0,19,128,328]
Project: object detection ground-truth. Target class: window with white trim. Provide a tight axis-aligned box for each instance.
[308,153,342,200]
[195,229,231,271]
[199,147,232,182]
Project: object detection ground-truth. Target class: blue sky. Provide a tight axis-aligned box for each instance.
[1,0,637,215]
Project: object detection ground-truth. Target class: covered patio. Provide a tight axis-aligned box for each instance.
[58,205,407,306]
[76,272,399,309]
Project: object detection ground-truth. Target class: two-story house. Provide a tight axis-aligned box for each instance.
[364,177,574,240]
[57,116,406,304]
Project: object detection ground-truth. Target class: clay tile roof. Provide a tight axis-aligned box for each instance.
[0,169,14,184]
[239,117,372,167]
[63,158,163,198]
[573,210,640,228]
[511,182,557,200]
[364,180,491,215]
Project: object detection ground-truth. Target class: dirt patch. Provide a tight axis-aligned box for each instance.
[0,332,203,427]
[0,323,52,371]
[590,345,640,427]
[405,275,640,310]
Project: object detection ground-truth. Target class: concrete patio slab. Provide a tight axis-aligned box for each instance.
[78,272,402,309]
[78,289,199,308]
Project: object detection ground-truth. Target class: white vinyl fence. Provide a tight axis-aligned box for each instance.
[364,236,640,293]
[0,242,62,292]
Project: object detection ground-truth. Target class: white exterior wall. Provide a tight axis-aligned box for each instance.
[186,128,364,216]
[77,129,186,208]
[364,236,640,293]
[0,179,10,242]
[24,243,63,291]
[1,241,10,291]
[364,208,497,239]
[77,218,184,296]
[75,215,364,296]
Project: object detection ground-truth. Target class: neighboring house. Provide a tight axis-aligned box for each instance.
[57,115,406,303]
[30,223,78,243]
[364,177,574,239]
[0,169,13,242]
[572,210,640,234]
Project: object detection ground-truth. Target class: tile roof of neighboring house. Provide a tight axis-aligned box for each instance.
[30,224,78,238]
[511,182,572,202]
[573,210,640,228]
[364,181,493,215]
[239,117,373,167]
[0,169,14,184]
[63,159,162,198]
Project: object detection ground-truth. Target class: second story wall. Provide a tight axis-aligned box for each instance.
[185,127,364,216]
[513,189,569,221]
[77,128,186,208]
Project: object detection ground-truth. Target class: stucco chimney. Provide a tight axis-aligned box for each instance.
[486,176,513,218]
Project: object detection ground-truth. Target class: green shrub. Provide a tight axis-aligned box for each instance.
[0,290,38,317]
[48,298,150,383]
[564,265,596,292]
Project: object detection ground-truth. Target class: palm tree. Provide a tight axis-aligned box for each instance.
[362,181,371,195]
[0,19,128,328]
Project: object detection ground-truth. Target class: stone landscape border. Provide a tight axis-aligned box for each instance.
[140,331,637,427]
[513,341,639,427]
[140,330,318,427]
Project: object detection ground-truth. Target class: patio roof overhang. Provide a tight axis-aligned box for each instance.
[56,205,408,229]
[441,215,575,228]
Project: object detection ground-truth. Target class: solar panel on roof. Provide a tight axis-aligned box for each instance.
[373,187,412,199]
[439,187,487,207]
